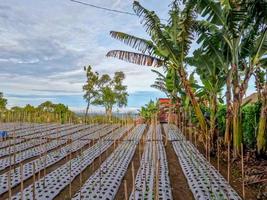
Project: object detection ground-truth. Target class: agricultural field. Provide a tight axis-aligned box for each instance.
[0,122,247,200]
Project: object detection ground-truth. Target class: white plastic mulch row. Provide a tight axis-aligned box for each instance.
[165,124,241,200]
[0,124,102,171]
[21,124,85,139]
[72,124,146,200]
[10,126,132,200]
[0,139,47,158]
[0,124,74,149]
[0,124,79,156]
[0,123,48,134]
[9,124,61,137]
[146,124,162,141]
[0,124,60,149]
[130,125,172,200]
[163,124,185,141]
[0,125,117,195]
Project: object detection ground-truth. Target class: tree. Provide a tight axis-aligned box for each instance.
[107,0,208,137]
[83,65,99,120]
[0,92,7,112]
[193,0,267,156]
[38,101,55,112]
[92,71,128,119]
[139,100,158,123]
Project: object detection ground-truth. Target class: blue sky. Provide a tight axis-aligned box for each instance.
[0,0,256,113]
[0,0,171,112]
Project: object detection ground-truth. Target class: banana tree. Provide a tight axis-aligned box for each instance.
[254,60,267,155]
[193,0,267,156]
[187,49,226,151]
[107,1,208,137]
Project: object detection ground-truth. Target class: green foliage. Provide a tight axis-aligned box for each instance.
[215,102,262,149]
[0,100,76,124]
[242,102,261,149]
[0,92,7,111]
[83,65,100,117]
[92,71,128,118]
[139,100,158,122]
[217,105,227,137]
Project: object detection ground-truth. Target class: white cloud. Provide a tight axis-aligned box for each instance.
[0,0,169,109]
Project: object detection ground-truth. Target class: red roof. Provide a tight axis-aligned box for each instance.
[159,98,170,104]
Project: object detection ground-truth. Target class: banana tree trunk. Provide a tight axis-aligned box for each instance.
[210,94,217,151]
[225,70,232,143]
[232,88,242,157]
[177,66,207,136]
[257,82,267,155]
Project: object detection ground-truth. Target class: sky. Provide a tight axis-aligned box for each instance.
[0,0,173,112]
[0,0,256,113]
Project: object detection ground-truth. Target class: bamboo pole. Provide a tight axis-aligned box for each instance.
[8,170,11,200]
[79,148,83,200]
[217,140,220,172]
[155,159,159,200]
[241,143,245,199]
[33,162,36,200]
[69,150,72,199]
[124,180,128,200]
[227,141,230,182]
[131,162,135,200]
[20,162,24,200]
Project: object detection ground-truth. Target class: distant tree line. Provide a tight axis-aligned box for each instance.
[0,94,77,124]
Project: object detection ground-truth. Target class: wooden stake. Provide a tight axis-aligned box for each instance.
[131,162,135,197]
[217,140,220,172]
[227,141,230,182]
[79,148,83,200]
[33,162,36,200]
[8,170,11,200]
[124,180,128,200]
[20,162,24,200]
[155,159,160,200]
[69,151,72,199]
[241,143,245,199]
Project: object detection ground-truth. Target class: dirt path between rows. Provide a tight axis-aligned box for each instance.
[162,125,194,200]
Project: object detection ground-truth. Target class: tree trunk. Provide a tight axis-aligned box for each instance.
[257,82,267,155]
[177,66,207,136]
[209,94,217,152]
[85,101,90,123]
[106,107,112,121]
[232,89,241,157]
[225,70,232,143]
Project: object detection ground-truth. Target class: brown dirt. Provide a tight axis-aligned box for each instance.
[162,125,194,200]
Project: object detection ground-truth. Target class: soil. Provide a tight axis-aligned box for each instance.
[162,126,194,200]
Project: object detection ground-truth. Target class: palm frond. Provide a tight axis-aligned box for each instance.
[110,31,155,54]
[151,69,165,79]
[106,50,163,67]
[151,84,168,94]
